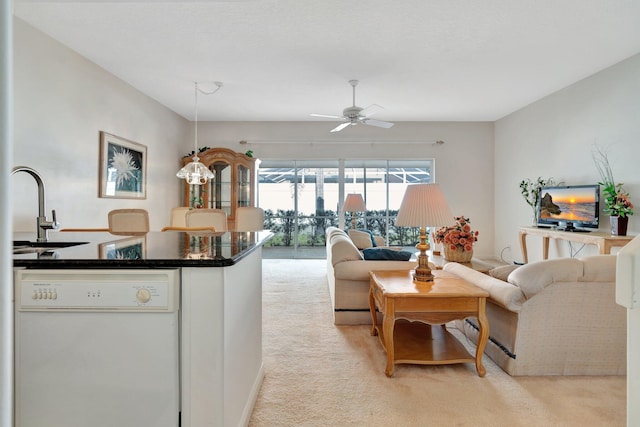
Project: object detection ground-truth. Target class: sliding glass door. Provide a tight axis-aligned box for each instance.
[258,159,433,258]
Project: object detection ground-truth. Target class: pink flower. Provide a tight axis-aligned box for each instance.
[434,215,478,252]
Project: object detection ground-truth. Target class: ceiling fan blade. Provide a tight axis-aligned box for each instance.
[359,104,384,118]
[330,122,351,133]
[362,118,394,129]
[311,113,343,119]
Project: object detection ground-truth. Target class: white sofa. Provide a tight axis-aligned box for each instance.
[326,227,417,325]
[444,255,626,376]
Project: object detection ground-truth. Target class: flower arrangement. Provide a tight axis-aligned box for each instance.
[520,177,555,224]
[606,190,634,217]
[434,216,479,252]
[593,147,634,218]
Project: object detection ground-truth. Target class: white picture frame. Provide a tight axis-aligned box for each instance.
[99,131,147,199]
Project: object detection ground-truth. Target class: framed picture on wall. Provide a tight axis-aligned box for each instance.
[99,131,147,199]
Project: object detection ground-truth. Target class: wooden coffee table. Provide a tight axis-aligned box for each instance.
[369,269,490,377]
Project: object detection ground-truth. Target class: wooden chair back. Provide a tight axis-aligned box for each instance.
[186,208,227,232]
[169,206,191,227]
[108,209,150,236]
[235,207,264,232]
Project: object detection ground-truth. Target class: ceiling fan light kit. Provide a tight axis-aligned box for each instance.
[311,80,395,132]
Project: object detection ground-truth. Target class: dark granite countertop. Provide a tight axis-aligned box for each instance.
[13,231,273,269]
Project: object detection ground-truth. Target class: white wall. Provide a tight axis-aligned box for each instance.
[495,53,640,263]
[12,18,188,232]
[1,3,13,426]
[195,121,496,256]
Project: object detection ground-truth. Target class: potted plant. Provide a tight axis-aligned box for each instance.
[593,147,634,236]
[520,177,555,227]
[433,216,479,262]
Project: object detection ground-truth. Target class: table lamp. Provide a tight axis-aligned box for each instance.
[395,183,454,282]
[343,193,366,229]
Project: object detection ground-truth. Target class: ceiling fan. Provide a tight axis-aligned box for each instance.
[311,80,394,133]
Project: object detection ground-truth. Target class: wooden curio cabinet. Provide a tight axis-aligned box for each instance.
[182,147,256,229]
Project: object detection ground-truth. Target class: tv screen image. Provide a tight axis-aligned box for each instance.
[537,184,600,230]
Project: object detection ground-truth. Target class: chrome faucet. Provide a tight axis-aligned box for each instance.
[11,166,60,242]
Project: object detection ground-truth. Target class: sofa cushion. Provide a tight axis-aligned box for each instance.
[362,247,413,261]
[443,263,525,311]
[334,259,418,281]
[373,235,386,247]
[488,264,521,282]
[348,229,376,249]
[580,255,616,281]
[327,226,347,242]
[508,258,584,300]
[330,234,364,265]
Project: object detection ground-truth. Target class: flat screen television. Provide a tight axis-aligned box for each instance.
[537,184,600,231]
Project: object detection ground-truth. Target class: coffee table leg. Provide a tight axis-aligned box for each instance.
[369,283,378,336]
[383,300,395,377]
[475,298,489,377]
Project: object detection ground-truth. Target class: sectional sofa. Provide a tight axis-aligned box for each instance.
[326,226,625,375]
[444,255,626,376]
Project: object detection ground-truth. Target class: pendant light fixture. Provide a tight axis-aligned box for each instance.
[177,81,223,185]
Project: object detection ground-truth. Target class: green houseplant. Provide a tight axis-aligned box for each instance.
[592,146,634,235]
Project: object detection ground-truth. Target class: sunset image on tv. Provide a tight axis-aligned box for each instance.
[539,187,598,222]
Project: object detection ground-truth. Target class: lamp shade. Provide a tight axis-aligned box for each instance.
[176,157,214,185]
[395,183,453,227]
[343,193,366,212]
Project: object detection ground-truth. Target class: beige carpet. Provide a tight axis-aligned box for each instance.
[249,259,626,427]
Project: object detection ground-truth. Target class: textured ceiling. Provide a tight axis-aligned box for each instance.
[13,0,640,122]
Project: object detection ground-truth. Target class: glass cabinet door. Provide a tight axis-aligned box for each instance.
[211,161,232,216]
[237,164,251,208]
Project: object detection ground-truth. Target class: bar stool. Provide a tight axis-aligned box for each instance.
[186,208,227,232]
[108,209,149,236]
[235,207,264,232]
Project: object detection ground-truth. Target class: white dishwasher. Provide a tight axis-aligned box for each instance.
[14,269,180,427]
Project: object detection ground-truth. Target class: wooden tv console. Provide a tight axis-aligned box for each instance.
[519,226,633,263]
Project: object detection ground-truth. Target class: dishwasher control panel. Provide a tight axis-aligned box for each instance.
[15,269,179,312]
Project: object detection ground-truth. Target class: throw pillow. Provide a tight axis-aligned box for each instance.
[362,247,413,261]
[359,229,377,247]
[348,229,376,249]
[488,264,521,282]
